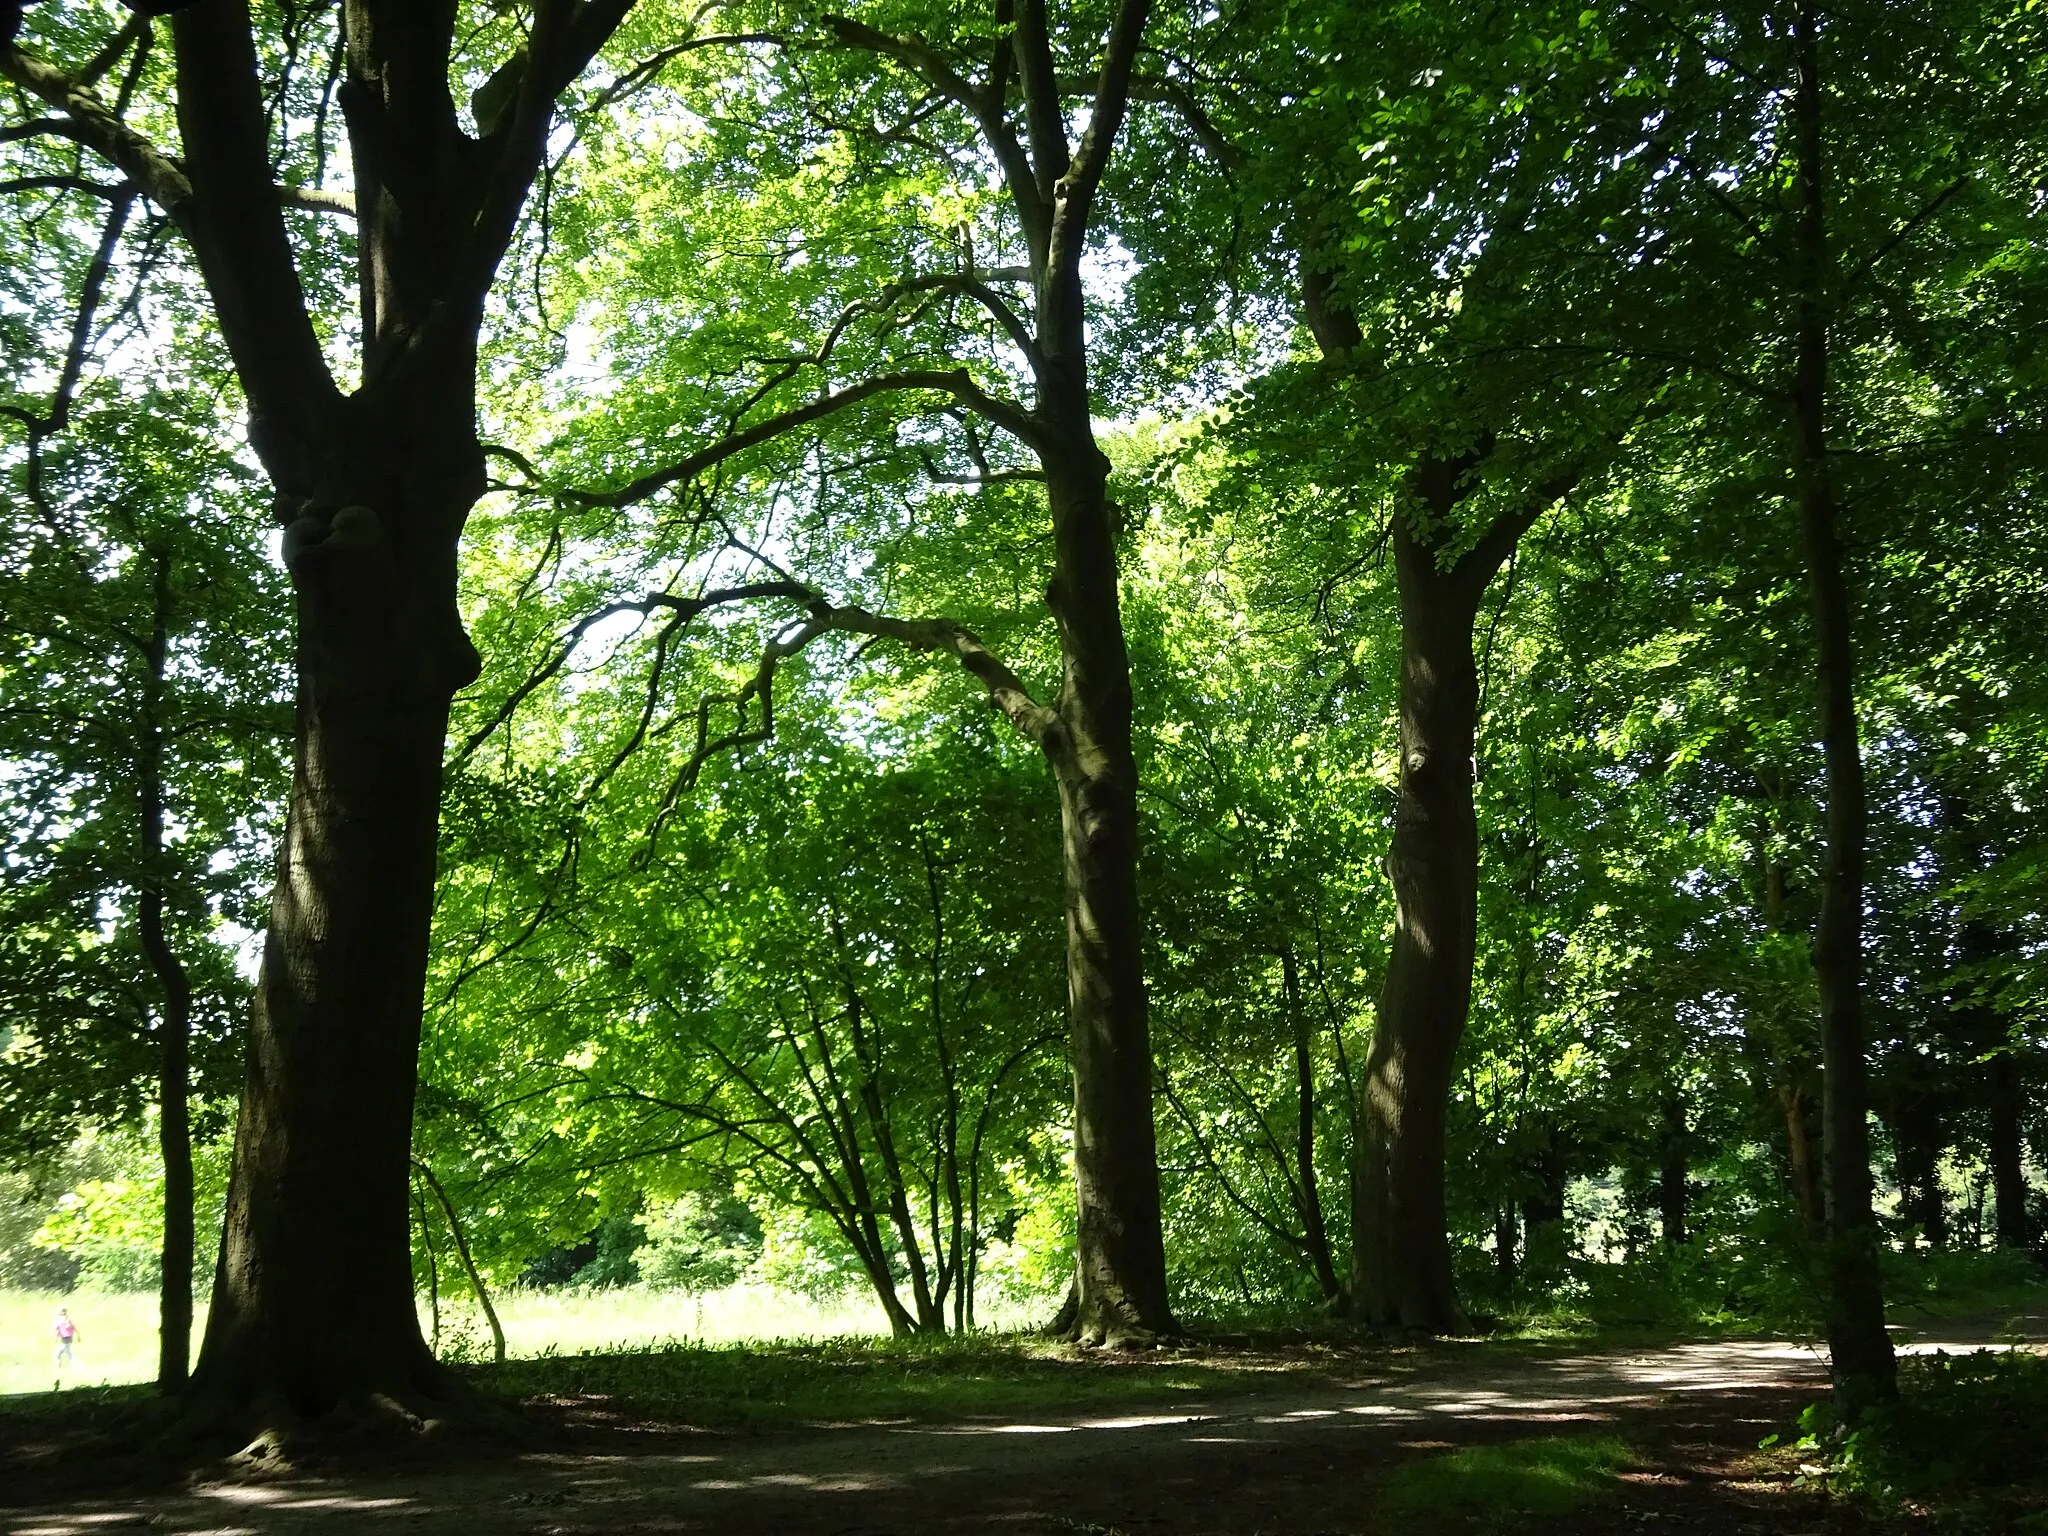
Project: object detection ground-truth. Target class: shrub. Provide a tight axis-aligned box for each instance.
[1829,1349,2048,1499]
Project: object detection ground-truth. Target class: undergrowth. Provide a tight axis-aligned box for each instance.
[1785,1348,2048,1530]
[1477,1245,2047,1342]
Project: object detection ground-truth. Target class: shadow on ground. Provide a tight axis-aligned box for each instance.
[0,1337,1902,1535]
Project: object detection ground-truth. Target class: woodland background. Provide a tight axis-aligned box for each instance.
[0,0,2043,1416]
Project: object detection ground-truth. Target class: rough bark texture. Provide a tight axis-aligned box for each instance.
[0,0,632,1442]
[191,425,481,1427]
[1301,266,1576,1332]
[1043,436,1173,1344]
[773,0,1170,1346]
[984,0,1171,1345]
[1789,0,1896,1415]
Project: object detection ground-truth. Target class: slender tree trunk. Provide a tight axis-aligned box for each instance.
[413,1181,440,1355]
[137,552,195,1392]
[1282,947,1342,1300]
[416,1163,504,1366]
[1790,0,1895,1414]
[1884,1059,1946,1250]
[1518,1126,1571,1282]
[1494,1206,1518,1293]
[1987,1052,2030,1249]
[1945,821,2030,1251]
[1778,1079,1824,1236]
[1658,1092,1689,1248]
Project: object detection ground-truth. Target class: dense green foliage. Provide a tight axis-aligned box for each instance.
[1,0,2043,1396]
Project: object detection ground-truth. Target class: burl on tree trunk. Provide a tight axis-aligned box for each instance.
[190,428,484,1438]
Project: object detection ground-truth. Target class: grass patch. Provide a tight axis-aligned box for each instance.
[480,1331,1287,1430]
[1378,1434,1633,1530]
[0,1290,196,1396]
[0,1282,904,1395]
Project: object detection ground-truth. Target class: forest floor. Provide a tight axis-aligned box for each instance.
[2,1317,2043,1536]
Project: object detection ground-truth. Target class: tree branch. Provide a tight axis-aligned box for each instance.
[1838,174,1967,300]
[1012,0,1068,202]
[276,183,355,216]
[884,272,1043,379]
[0,42,193,224]
[567,368,1049,509]
[0,174,131,199]
[1064,0,1151,209]
[463,0,639,318]
[451,579,812,767]
[821,14,1047,267]
[166,2,340,454]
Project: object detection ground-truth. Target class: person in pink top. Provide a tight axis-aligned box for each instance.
[52,1306,77,1370]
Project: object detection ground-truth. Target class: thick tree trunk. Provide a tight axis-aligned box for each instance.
[137,553,195,1392]
[189,428,484,1434]
[1790,0,1895,1415]
[0,0,636,1447]
[1349,497,1499,1332]
[1043,436,1174,1345]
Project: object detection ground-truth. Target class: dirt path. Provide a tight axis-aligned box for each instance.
[3,1336,1889,1536]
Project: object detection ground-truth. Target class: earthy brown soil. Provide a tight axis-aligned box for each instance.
[0,1336,1906,1535]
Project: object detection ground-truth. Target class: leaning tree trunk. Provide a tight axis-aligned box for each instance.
[1789,0,1895,1417]
[1349,481,1514,1332]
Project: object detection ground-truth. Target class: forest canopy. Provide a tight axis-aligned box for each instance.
[0,0,2043,1438]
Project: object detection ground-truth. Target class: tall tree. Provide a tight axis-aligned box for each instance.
[2,0,642,1433]
[468,0,1175,1342]
[0,391,287,1389]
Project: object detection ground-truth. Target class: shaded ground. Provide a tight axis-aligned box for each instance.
[7,1313,2047,1536]
[0,1336,1869,1536]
